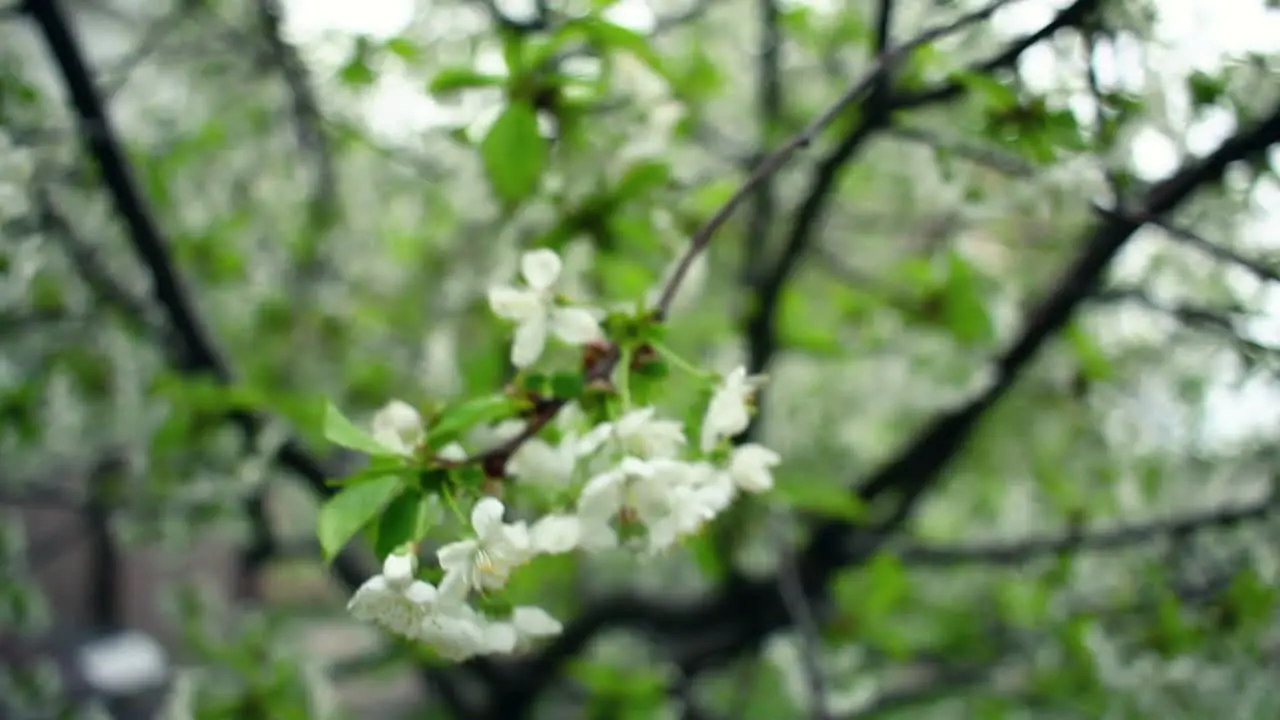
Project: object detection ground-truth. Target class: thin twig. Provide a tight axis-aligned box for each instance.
[654,0,1027,317]
[772,512,831,720]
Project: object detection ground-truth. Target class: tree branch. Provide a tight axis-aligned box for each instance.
[894,488,1277,567]
[21,0,371,595]
[893,0,1102,109]
[490,100,1280,713]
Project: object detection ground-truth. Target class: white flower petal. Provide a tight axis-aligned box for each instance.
[371,400,424,456]
[437,570,471,606]
[531,514,581,554]
[577,422,614,456]
[512,606,562,637]
[403,580,439,605]
[381,552,416,587]
[730,443,781,493]
[577,518,618,551]
[549,306,602,345]
[470,497,507,536]
[488,286,543,322]
[578,471,626,519]
[520,248,563,291]
[437,540,478,576]
[437,442,468,462]
[483,622,519,654]
[511,313,549,368]
[508,439,575,485]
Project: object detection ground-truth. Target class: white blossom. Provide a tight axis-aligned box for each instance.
[419,606,490,661]
[437,497,533,592]
[348,552,451,639]
[701,366,766,452]
[531,513,582,554]
[482,606,565,654]
[638,463,728,552]
[371,400,424,457]
[726,443,781,493]
[579,407,686,460]
[436,441,468,462]
[487,249,603,368]
[508,433,581,485]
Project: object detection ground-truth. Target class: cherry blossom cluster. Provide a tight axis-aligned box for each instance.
[339,248,782,662]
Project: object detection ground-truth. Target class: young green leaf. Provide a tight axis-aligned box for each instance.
[374,490,425,560]
[426,394,526,445]
[428,67,507,97]
[317,475,403,561]
[773,478,866,521]
[323,401,393,456]
[941,252,995,346]
[481,102,548,204]
[383,37,420,63]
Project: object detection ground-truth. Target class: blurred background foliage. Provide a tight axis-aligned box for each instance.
[2,0,1280,717]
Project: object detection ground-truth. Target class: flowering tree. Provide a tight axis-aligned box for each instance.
[2,0,1280,718]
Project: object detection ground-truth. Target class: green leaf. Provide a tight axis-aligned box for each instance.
[1065,322,1112,381]
[481,102,548,204]
[501,32,526,77]
[317,475,403,561]
[550,371,584,399]
[778,287,842,356]
[773,478,866,521]
[953,70,1019,112]
[613,159,671,201]
[681,177,739,219]
[338,38,378,88]
[374,490,424,560]
[384,37,420,63]
[941,251,994,346]
[562,17,669,80]
[429,67,507,96]
[1187,70,1226,109]
[427,394,526,445]
[323,401,394,456]
[863,552,908,616]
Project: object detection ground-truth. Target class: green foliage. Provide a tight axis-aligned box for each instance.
[317,475,404,561]
[426,393,527,445]
[481,101,548,205]
[322,401,395,456]
[3,1,1278,718]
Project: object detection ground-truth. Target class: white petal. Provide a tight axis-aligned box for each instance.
[577,518,618,551]
[511,313,549,368]
[437,540,477,575]
[617,456,657,477]
[733,443,781,471]
[437,570,471,606]
[509,439,573,484]
[531,514,581,554]
[483,622,519,653]
[382,552,416,587]
[488,286,543,322]
[577,422,614,455]
[437,442,467,462]
[347,576,392,618]
[730,443,781,493]
[578,471,626,518]
[512,606,562,637]
[404,580,439,605]
[471,497,506,536]
[371,400,423,455]
[615,407,656,435]
[500,521,533,558]
[421,612,486,660]
[520,248,563,291]
[549,306,602,345]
